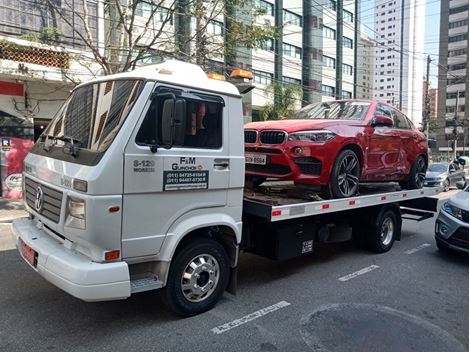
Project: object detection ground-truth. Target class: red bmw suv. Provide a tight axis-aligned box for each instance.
[244,100,428,198]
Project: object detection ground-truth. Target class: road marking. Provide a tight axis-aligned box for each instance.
[405,243,431,254]
[211,301,291,334]
[338,265,380,282]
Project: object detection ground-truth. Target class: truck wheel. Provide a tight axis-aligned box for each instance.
[366,208,398,253]
[161,238,230,317]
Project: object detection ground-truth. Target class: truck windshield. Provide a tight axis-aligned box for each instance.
[31,79,143,166]
[289,101,371,120]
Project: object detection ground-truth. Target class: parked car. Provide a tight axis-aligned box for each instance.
[424,162,466,192]
[244,100,428,198]
[435,180,469,253]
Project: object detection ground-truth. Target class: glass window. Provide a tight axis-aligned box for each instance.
[342,63,353,75]
[322,25,336,39]
[136,88,223,149]
[449,5,468,15]
[449,34,468,43]
[449,19,468,28]
[375,103,393,123]
[341,90,352,99]
[207,20,224,36]
[321,84,335,97]
[343,9,353,22]
[391,110,410,129]
[253,70,273,85]
[282,76,301,85]
[260,38,274,51]
[283,9,302,26]
[256,0,274,16]
[343,36,353,49]
[290,101,371,120]
[282,43,302,59]
[326,0,336,11]
[322,55,336,68]
[135,3,173,25]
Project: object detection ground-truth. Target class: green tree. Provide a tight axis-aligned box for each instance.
[261,82,303,121]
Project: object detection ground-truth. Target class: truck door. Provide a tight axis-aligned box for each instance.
[121,85,230,258]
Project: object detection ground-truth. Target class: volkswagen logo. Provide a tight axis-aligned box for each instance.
[35,186,44,212]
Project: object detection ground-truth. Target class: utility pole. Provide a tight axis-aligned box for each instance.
[423,55,431,138]
[453,90,459,160]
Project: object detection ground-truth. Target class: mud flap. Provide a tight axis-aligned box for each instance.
[226,266,238,295]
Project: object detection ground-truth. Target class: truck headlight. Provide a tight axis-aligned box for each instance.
[66,196,86,229]
[288,130,336,143]
[442,201,463,221]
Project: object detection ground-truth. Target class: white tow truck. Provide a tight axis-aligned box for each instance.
[12,60,440,316]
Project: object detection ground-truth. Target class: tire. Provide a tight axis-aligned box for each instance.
[330,149,361,198]
[365,208,399,253]
[161,238,230,317]
[443,178,450,192]
[402,156,426,189]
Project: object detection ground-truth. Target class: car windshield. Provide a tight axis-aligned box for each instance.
[289,101,371,120]
[428,163,448,173]
[31,79,144,166]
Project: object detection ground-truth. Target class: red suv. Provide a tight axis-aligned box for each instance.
[244,100,428,198]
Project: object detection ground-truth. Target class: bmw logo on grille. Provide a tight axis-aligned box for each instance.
[35,186,44,212]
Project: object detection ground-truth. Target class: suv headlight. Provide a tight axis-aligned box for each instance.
[66,196,86,229]
[442,201,463,221]
[288,130,336,143]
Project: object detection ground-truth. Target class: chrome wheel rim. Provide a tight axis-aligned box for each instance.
[181,254,220,303]
[380,218,394,246]
[338,155,359,197]
[415,158,426,188]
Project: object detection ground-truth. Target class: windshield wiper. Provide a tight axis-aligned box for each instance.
[41,135,81,157]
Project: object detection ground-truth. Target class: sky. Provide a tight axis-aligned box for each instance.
[361,0,440,87]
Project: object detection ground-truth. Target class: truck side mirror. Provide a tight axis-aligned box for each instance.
[161,98,175,147]
[371,114,393,127]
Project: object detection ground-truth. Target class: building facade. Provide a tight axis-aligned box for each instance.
[437,0,469,156]
[357,29,374,99]
[372,0,425,125]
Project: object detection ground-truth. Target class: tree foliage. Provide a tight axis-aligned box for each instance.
[261,82,303,120]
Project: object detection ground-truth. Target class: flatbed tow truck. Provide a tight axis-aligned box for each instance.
[12,60,440,316]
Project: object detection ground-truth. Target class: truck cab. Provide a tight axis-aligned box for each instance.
[13,60,244,315]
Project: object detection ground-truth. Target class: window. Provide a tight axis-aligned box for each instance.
[282,76,301,85]
[322,84,335,97]
[322,55,336,68]
[391,110,410,129]
[283,43,302,59]
[326,0,336,11]
[323,25,336,39]
[253,70,273,85]
[136,87,223,149]
[283,9,302,26]
[449,63,467,71]
[449,19,468,28]
[449,5,468,15]
[343,9,353,22]
[256,0,274,16]
[341,90,352,99]
[136,3,173,25]
[260,38,274,51]
[446,91,466,99]
[449,34,468,43]
[342,63,353,75]
[375,103,393,120]
[343,36,353,49]
[448,48,467,57]
[207,20,224,36]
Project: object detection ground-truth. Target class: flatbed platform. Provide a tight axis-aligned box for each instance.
[243,182,442,222]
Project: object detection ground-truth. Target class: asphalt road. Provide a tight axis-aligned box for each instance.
[0,191,467,352]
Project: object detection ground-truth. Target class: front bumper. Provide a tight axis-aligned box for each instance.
[12,217,131,301]
[424,180,444,187]
[435,210,469,253]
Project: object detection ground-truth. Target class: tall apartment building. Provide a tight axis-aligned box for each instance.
[251,0,360,119]
[437,0,469,156]
[357,30,374,99]
[372,0,425,125]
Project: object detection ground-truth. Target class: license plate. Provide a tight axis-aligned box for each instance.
[245,153,267,165]
[20,239,37,268]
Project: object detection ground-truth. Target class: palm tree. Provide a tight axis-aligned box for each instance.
[261,82,302,121]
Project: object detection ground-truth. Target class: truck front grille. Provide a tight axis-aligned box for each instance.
[260,130,286,145]
[25,178,63,223]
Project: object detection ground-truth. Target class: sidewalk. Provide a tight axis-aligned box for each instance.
[0,198,28,223]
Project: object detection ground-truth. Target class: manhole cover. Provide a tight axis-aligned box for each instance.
[300,303,466,352]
